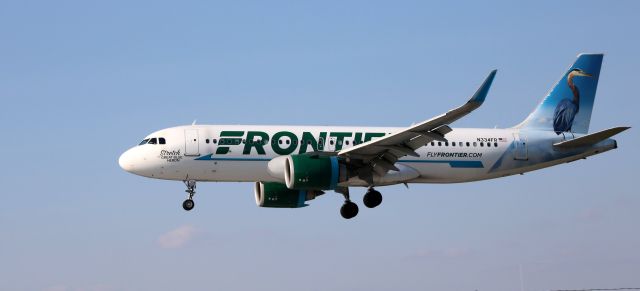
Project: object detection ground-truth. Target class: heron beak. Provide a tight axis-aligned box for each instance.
[577,71,592,77]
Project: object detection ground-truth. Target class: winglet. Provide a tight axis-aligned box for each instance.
[469,69,497,105]
[470,69,497,104]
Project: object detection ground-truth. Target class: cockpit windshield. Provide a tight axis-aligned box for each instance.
[139,137,166,146]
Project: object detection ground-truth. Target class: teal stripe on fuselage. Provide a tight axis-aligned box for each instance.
[399,160,484,168]
[195,154,484,168]
[195,154,271,162]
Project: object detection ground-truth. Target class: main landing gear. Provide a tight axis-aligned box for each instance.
[182,179,196,211]
[363,188,382,208]
[338,187,358,219]
[337,187,383,219]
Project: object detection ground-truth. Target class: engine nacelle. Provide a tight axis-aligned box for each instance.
[254,182,323,208]
[284,155,347,190]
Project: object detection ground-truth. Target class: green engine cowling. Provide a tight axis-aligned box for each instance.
[254,182,324,208]
[284,155,347,190]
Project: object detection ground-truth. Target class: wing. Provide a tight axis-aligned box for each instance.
[338,70,497,181]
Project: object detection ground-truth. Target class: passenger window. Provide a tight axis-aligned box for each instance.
[473,142,477,147]
[213,139,217,144]
[206,139,210,144]
[494,142,498,147]
[480,142,484,147]
[159,138,166,144]
[307,140,311,145]
[330,140,334,145]
[487,142,491,147]
[438,142,442,146]
[278,140,283,145]
[431,142,435,146]
[466,142,470,147]
[139,139,149,145]
[148,138,157,144]
[452,142,456,146]
[445,142,449,146]
[346,140,350,145]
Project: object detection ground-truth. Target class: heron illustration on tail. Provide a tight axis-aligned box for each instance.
[517,54,603,137]
[552,68,593,138]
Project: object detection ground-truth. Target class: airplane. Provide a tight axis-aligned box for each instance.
[119,53,629,219]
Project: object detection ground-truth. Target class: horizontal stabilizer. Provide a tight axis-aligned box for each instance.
[553,126,630,148]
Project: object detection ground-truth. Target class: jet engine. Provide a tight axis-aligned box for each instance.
[284,155,347,190]
[254,182,323,208]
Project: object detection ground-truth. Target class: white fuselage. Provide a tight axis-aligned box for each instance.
[118,124,616,186]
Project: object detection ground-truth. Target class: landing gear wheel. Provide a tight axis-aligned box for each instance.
[182,199,195,211]
[182,179,196,212]
[340,201,359,219]
[363,189,382,208]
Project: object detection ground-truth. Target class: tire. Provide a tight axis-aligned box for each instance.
[340,201,359,219]
[182,199,195,211]
[363,190,382,208]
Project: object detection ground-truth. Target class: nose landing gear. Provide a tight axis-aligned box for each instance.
[182,179,196,211]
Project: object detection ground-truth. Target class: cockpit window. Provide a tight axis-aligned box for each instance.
[139,139,149,145]
[148,138,158,144]
[159,138,166,144]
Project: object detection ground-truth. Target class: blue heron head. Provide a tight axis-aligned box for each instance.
[568,68,592,78]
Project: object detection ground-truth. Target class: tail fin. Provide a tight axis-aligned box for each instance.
[517,54,603,134]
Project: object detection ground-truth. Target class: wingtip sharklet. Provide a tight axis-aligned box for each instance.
[469,69,497,105]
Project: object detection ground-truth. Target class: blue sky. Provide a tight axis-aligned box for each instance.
[1,1,639,290]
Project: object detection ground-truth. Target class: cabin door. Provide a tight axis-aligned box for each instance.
[185,129,200,156]
[513,132,528,160]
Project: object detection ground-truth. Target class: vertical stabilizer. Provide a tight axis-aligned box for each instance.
[517,54,603,134]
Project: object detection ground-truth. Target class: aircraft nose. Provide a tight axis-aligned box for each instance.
[118,149,135,172]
